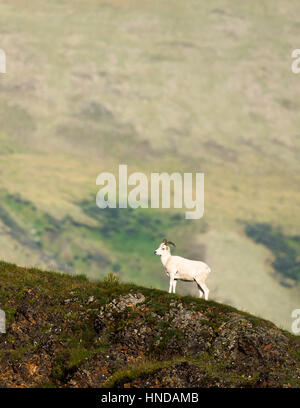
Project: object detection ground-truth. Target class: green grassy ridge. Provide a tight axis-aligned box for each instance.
[101,354,262,388]
[0,259,288,338]
[104,352,300,388]
[0,260,299,388]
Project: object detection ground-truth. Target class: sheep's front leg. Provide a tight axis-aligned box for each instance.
[172,280,177,294]
[169,277,174,293]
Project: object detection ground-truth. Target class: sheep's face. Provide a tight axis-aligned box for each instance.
[154,243,170,256]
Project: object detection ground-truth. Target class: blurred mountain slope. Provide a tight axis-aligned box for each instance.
[0,0,299,330]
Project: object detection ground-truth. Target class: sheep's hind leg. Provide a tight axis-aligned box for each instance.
[201,282,209,300]
[196,281,204,299]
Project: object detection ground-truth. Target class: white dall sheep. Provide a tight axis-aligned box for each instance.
[154,239,211,300]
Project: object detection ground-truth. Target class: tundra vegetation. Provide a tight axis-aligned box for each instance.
[0,261,300,388]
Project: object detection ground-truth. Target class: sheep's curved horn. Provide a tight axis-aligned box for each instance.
[167,241,176,247]
[162,238,167,244]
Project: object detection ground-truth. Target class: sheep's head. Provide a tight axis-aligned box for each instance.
[154,239,176,256]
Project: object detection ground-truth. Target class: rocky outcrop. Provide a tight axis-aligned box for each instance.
[0,262,299,388]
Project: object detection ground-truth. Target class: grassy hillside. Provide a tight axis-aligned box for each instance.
[0,0,299,331]
[0,261,299,388]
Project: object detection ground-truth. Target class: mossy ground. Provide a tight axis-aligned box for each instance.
[0,260,299,388]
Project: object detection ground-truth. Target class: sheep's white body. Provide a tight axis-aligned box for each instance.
[155,241,211,300]
[165,256,211,280]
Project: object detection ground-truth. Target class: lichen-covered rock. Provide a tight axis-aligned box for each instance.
[213,313,293,371]
[94,295,214,360]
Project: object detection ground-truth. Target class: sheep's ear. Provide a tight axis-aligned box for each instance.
[167,241,176,247]
[162,238,167,244]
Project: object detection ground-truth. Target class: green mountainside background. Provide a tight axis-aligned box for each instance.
[0,0,299,331]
